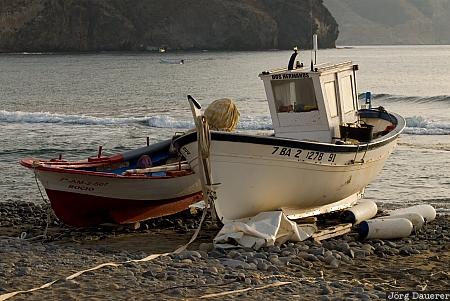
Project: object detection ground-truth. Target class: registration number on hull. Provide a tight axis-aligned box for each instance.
[271,146,337,163]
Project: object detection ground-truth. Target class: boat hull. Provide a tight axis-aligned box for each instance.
[45,188,201,227]
[174,110,404,223]
[24,162,202,227]
[179,137,396,222]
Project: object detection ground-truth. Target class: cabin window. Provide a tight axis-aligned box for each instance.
[325,81,338,117]
[272,78,318,113]
[341,75,355,113]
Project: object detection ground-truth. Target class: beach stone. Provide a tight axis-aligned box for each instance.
[299,253,319,261]
[206,266,218,274]
[295,243,310,251]
[267,265,279,272]
[301,260,314,269]
[309,247,325,256]
[227,250,241,258]
[208,250,224,258]
[324,254,335,264]
[220,259,250,269]
[320,284,334,295]
[278,256,291,265]
[353,249,366,259]
[182,250,202,260]
[325,256,340,268]
[371,239,384,245]
[142,265,163,278]
[330,281,345,289]
[281,249,293,257]
[248,258,258,265]
[155,272,168,280]
[332,252,341,260]
[108,283,121,290]
[198,243,213,252]
[254,253,267,259]
[257,262,269,271]
[357,293,371,301]
[267,245,281,253]
[399,246,419,256]
[352,286,365,294]
[269,257,283,265]
[64,279,81,289]
[361,243,374,253]
[374,245,388,253]
[342,235,354,241]
[167,269,177,276]
[15,266,30,277]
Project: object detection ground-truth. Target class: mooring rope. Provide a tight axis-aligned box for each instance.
[30,164,51,240]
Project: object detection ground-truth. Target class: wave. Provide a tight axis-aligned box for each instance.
[358,93,450,104]
[404,116,450,135]
[0,110,273,131]
[0,110,147,126]
[3,110,449,135]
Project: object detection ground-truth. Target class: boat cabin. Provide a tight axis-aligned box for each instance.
[259,60,360,143]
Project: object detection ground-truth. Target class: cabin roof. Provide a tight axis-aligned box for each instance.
[259,61,355,77]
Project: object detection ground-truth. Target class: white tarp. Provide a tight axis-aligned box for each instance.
[214,211,317,250]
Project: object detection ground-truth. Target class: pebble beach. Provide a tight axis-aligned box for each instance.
[0,201,449,301]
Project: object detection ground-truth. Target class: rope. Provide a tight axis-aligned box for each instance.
[197,281,292,299]
[30,166,51,240]
[197,116,211,159]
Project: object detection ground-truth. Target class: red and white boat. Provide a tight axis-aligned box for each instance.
[20,139,202,227]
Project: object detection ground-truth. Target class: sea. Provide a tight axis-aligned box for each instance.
[0,46,449,213]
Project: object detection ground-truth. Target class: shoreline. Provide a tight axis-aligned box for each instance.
[1,201,449,300]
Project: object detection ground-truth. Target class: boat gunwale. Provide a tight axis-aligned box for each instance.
[173,109,405,153]
[19,159,195,180]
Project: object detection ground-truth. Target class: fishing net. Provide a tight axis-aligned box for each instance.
[204,98,240,131]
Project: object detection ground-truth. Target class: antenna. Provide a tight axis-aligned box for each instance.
[313,34,318,65]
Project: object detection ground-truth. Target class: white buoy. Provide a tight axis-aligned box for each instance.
[359,218,413,240]
[382,212,425,230]
[389,204,436,222]
[340,200,378,225]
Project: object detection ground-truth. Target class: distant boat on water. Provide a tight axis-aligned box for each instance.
[160,58,185,65]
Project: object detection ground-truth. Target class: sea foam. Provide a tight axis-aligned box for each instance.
[2,110,449,135]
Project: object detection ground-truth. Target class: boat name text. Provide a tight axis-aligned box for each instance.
[67,185,95,191]
[271,73,309,80]
[59,177,109,188]
[272,147,336,163]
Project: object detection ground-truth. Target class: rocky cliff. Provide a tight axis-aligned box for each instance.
[0,0,338,52]
[324,0,450,45]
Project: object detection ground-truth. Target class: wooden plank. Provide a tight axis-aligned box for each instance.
[295,217,317,224]
[312,223,352,242]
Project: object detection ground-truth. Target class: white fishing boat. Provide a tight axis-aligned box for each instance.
[173,46,405,224]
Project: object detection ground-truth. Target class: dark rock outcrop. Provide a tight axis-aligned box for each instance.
[0,0,338,52]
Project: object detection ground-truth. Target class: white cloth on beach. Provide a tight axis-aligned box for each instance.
[213,211,317,250]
